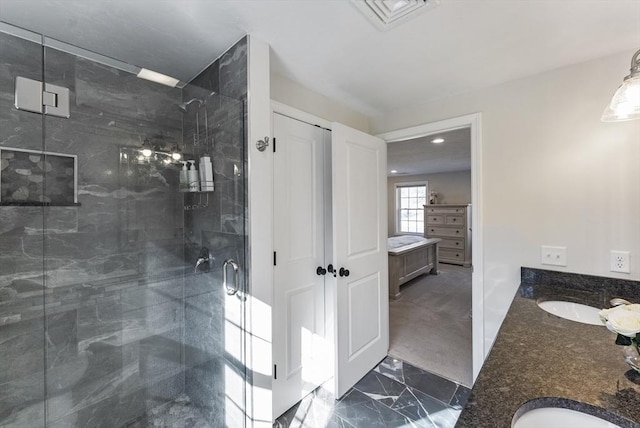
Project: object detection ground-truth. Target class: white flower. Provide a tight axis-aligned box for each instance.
[600,304,640,338]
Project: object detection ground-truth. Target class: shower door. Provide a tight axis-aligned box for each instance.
[0,22,248,428]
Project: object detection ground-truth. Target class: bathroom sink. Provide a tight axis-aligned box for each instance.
[513,407,621,428]
[537,300,603,326]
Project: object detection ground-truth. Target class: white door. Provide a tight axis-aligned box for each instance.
[272,113,331,417]
[332,123,389,398]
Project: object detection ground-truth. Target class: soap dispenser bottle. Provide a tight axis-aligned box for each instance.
[179,161,189,192]
[199,154,214,192]
[187,160,199,192]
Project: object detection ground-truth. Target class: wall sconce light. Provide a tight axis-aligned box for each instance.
[138,139,183,164]
[141,139,154,157]
[170,145,182,161]
[602,49,640,122]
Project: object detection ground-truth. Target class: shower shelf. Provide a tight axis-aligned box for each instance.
[0,202,81,207]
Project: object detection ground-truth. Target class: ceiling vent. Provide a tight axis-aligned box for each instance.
[350,0,440,31]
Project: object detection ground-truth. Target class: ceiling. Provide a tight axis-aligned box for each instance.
[387,127,470,176]
[1,0,639,119]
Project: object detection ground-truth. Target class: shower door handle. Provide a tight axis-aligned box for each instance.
[223,259,240,295]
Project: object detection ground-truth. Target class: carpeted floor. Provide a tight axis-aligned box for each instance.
[389,264,473,387]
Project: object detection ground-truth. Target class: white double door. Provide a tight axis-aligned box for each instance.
[273,113,388,418]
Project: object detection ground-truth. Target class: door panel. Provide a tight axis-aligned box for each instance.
[346,143,380,256]
[332,123,388,398]
[347,273,381,357]
[273,113,329,417]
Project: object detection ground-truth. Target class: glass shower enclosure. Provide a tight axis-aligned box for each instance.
[0,22,248,427]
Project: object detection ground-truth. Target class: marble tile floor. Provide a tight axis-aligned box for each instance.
[124,394,212,428]
[274,356,471,428]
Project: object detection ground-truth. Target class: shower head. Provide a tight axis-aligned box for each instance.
[177,98,203,113]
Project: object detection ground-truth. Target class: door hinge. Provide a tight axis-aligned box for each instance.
[14,76,70,118]
[274,364,277,379]
[273,137,276,153]
[273,251,277,266]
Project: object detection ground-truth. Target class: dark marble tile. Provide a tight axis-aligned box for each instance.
[403,362,459,404]
[184,358,233,427]
[392,386,460,428]
[275,392,354,428]
[139,330,183,384]
[47,383,147,428]
[275,357,466,428]
[0,33,44,155]
[353,370,406,407]
[125,393,211,428]
[0,317,45,384]
[334,389,419,428]
[219,36,247,101]
[45,310,79,379]
[449,385,471,409]
[374,355,406,384]
[187,62,220,95]
[0,369,46,427]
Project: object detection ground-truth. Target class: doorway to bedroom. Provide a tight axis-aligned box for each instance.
[385,126,473,388]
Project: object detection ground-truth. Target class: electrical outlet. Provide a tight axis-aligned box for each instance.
[610,251,630,273]
[541,246,567,266]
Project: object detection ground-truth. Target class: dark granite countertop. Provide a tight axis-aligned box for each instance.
[456,268,640,428]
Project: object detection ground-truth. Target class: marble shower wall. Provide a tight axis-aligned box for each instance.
[181,36,248,427]
[0,30,47,427]
[0,29,249,427]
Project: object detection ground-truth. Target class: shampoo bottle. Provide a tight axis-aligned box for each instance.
[187,160,199,192]
[199,155,214,192]
[179,161,189,192]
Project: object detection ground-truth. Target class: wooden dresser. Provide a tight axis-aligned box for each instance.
[424,204,471,267]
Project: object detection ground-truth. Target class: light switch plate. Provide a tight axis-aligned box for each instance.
[541,246,567,266]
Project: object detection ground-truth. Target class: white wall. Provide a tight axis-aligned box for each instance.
[387,170,471,236]
[372,50,640,355]
[247,36,274,427]
[270,73,371,132]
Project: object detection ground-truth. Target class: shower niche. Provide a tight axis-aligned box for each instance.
[0,23,248,428]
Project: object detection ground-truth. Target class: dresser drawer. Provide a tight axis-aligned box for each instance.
[439,238,465,250]
[426,215,444,225]
[426,206,466,214]
[440,249,465,262]
[426,226,464,237]
[445,215,464,226]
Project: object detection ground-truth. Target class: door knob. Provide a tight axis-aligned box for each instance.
[327,264,336,277]
[316,266,327,275]
[339,267,350,277]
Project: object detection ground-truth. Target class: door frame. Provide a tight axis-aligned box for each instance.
[377,113,484,381]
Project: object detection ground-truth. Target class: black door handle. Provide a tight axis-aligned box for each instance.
[316,266,327,275]
[339,267,350,277]
[327,264,336,277]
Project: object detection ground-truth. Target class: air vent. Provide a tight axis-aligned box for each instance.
[351,0,440,31]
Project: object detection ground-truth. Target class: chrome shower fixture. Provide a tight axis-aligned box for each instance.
[177,92,217,113]
[177,98,203,113]
[178,91,217,148]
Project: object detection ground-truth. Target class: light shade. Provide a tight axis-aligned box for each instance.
[137,68,180,88]
[602,49,640,122]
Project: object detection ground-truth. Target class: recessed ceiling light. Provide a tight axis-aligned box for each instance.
[431,138,445,144]
[390,170,398,173]
[137,68,180,88]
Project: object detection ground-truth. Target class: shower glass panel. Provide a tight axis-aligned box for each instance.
[0,22,248,428]
[0,25,47,428]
